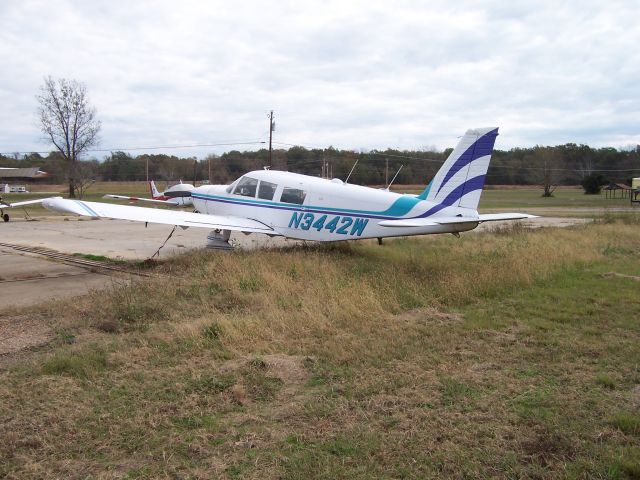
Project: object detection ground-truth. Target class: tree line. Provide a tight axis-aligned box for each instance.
[2,143,638,188]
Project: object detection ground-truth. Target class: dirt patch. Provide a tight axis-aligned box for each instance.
[395,307,463,325]
[221,354,309,391]
[0,315,52,356]
[263,354,310,394]
[602,272,640,282]
[631,385,640,409]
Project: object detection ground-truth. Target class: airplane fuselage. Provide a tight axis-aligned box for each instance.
[157,183,194,206]
[191,170,479,241]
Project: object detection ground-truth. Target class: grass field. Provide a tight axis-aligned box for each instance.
[2,182,637,219]
[1,215,639,478]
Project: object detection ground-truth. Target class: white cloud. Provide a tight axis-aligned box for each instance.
[0,0,638,159]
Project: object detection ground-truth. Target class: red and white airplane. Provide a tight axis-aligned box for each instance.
[105,180,194,207]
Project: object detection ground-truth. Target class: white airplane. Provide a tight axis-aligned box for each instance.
[105,180,194,206]
[1,128,536,247]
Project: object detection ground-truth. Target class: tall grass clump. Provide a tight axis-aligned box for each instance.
[41,348,108,378]
[81,220,635,355]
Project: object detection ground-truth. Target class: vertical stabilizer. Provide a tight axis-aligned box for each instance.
[423,127,498,210]
[149,180,161,198]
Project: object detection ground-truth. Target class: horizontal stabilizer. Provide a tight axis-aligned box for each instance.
[379,213,537,228]
[378,218,440,227]
[478,213,538,222]
[378,217,479,227]
[41,198,275,234]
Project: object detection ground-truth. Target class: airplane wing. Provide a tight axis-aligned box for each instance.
[378,213,537,228]
[104,194,177,205]
[40,197,276,234]
[0,198,54,208]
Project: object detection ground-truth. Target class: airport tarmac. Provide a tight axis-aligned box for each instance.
[0,244,118,310]
[0,216,300,259]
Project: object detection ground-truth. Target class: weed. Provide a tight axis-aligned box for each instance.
[609,412,640,435]
[41,348,108,378]
[238,276,261,292]
[202,321,222,340]
[241,362,282,401]
[55,330,76,344]
[108,282,170,329]
[187,375,235,394]
[73,253,126,264]
[439,376,478,407]
[595,374,617,390]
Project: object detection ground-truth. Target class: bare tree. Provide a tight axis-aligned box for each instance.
[533,146,559,197]
[36,76,101,197]
[73,160,99,199]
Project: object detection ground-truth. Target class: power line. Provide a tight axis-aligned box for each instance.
[1,140,266,156]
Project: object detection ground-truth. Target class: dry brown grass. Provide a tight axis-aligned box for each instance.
[1,220,639,478]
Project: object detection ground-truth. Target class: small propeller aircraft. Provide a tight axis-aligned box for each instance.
[105,180,194,206]
[1,127,536,248]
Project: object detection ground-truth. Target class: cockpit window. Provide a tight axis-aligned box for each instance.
[280,187,306,205]
[233,176,258,197]
[257,181,277,201]
[225,179,238,193]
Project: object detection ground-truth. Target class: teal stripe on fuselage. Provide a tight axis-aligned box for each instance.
[417,179,433,201]
[192,192,422,218]
[382,195,421,216]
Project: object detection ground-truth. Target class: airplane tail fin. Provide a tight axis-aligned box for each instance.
[149,180,161,198]
[418,127,498,210]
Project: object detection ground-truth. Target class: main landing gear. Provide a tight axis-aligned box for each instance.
[207,229,233,250]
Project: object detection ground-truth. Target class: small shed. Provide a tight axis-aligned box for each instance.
[632,178,640,203]
[603,182,631,199]
[0,167,48,180]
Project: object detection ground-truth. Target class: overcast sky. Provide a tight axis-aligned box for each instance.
[1,0,639,159]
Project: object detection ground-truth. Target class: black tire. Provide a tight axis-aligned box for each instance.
[3,213,9,222]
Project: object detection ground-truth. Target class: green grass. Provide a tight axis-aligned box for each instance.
[41,348,109,378]
[609,412,640,436]
[479,186,633,210]
[1,218,640,478]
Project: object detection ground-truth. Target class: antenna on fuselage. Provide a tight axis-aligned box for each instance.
[345,159,359,184]
[385,165,404,191]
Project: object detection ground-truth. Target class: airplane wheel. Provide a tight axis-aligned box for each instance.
[3,213,9,222]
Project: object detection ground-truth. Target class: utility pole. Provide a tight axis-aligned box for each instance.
[146,157,149,183]
[385,158,389,186]
[193,159,197,185]
[208,156,212,183]
[268,110,275,167]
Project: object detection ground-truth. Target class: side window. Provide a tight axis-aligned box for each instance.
[233,176,258,197]
[257,181,277,200]
[280,187,306,205]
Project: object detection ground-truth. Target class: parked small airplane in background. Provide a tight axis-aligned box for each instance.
[1,128,536,248]
[105,180,194,206]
